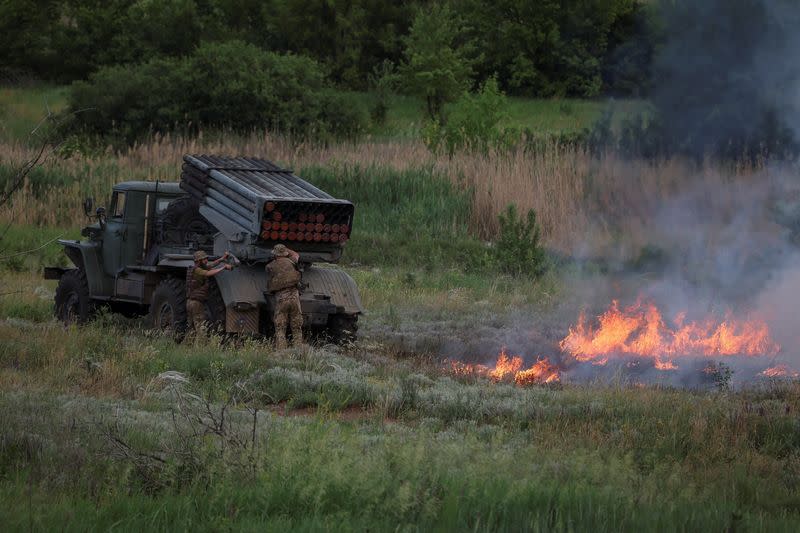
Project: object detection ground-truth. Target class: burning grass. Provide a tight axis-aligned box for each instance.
[561,299,780,368]
[449,349,561,385]
[444,298,788,388]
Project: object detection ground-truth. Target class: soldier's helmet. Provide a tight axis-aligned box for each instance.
[272,244,289,257]
[193,250,209,262]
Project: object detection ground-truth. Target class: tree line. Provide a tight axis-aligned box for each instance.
[1,0,654,98]
[5,0,795,162]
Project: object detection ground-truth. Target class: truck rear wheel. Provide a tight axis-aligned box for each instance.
[205,279,226,334]
[54,269,93,325]
[149,278,187,336]
[326,314,358,344]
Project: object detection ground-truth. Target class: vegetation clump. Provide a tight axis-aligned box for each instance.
[494,204,548,277]
[66,41,369,144]
[423,78,519,156]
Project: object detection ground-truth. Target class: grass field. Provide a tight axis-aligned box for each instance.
[2,85,800,530]
[2,289,800,531]
[0,86,69,142]
[0,85,614,143]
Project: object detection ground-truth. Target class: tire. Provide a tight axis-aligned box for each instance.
[205,279,227,335]
[156,196,216,248]
[148,278,187,336]
[326,314,358,345]
[54,269,93,325]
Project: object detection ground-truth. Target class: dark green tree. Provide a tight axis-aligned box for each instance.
[0,0,61,80]
[461,0,648,97]
[399,3,476,122]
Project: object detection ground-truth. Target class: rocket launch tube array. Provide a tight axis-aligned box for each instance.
[180,155,354,247]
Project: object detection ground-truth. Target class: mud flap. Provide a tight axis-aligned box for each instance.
[301,266,364,315]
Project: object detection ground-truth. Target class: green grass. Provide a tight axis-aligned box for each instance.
[0,84,627,144]
[0,85,68,143]
[0,225,74,271]
[356,90,617,138]
[1,264,800,530]
[301,165,489,269]
[2,370,800,531]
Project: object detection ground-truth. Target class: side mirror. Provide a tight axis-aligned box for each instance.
[83,197,94,217]
[96,206,106,227]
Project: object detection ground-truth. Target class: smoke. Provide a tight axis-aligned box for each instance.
[429,1,800,388]
[514,1,800,385]
[553,0,800,385]
[650,0,800,159]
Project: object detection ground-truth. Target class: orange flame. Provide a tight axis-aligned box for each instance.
[560,300,780,369]
[515,358,561,385]
[448,348,560,385]
[760,365,799,378]
[488,349,523,381]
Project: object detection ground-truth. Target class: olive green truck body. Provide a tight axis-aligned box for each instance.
[45,156,362,341]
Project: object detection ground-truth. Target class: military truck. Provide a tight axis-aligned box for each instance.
[44,155,363,342]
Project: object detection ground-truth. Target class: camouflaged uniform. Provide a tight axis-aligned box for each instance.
[266,253,303,349]
[186,265,209,331]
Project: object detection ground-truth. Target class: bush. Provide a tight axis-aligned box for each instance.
[66,41,369,145]
[367,60,398,126]
[423,78,519,155]
[493,204,547,277]
[316,91,371,141]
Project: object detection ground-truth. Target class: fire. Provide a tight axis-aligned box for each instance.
[447,299,784,385]
[760,365,799,378]
[560,300,779,369]
[449,348,560,385]
[488,350,523,380]
[515,358,561,385]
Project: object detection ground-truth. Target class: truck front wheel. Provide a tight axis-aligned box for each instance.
[149,278,187,336]
[54,269,93,325]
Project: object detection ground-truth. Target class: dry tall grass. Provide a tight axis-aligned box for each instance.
[0,133,768,256]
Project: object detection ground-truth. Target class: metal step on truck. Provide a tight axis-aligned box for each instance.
[45,155,363,342]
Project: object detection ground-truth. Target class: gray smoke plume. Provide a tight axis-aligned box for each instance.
[432,1,800,387]
[543,0,800,385]
[648,0,800,160]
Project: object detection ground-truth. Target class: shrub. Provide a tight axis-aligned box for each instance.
[424,78,519,155]
[493,204,547,277]
[368,60,398,126]
[66,41,369,145]
[316,91,371,141]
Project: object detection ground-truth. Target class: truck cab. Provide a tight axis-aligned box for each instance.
[102,182,184,274]
[50,182,186,302]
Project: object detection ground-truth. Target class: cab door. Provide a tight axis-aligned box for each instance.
[102,191,128,276]
[102,190,147,277]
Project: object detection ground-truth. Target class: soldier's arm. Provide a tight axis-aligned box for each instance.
[287,248,300,264]
[208,252,230,267]
[209,265,232,276]
[196,265,230,277]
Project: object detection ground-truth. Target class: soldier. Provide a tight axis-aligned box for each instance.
[186,250,232,333]
[266,244,303,349]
